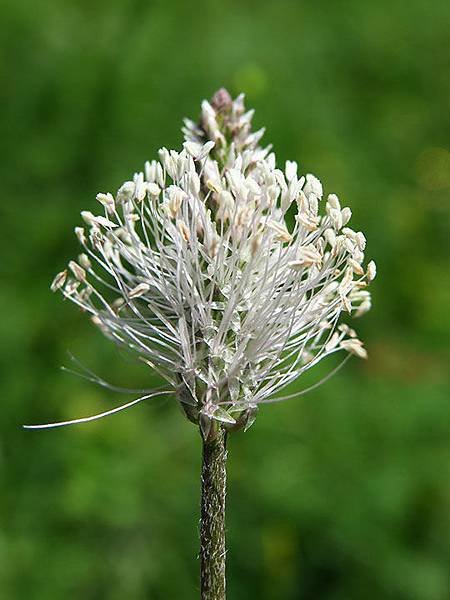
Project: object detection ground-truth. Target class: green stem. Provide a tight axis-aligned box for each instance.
[200,427,227,600]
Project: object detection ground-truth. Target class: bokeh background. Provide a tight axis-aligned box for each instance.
[1,0,449,598]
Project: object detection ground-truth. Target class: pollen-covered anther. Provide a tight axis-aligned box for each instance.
[303,174,323,200]
[78,254,91,270]
[50,270,67,292]
[325,332,341,352]
[354,300,372,317]
[116,181,136,203]
[249,230,262,256]
[89,227,104,250]
[216,190,235,222]
[326,193,341,211]
[285,160,298,182]
[128,283,150,299]
[348,258,365,276]
[206,179,221,193]
[177,220,191,242]
[184,140,216,160]
[341,207,352,226]
[328,208,343,231]
[341,294,352,312]
[323,228,337,248]
[90,315,104,328]
[296,212,319,231]
[96,192,115,214]
[338,323,357,338]
[183,141,203,158]
[339,267,354,295]
[63,280,80,296]
[135,182,148,202]
[367,260,377,281]
[206,234,220,258]
[235,206,252,229]
[80,211,96,226]
[341,338,368,359]
[81,211,118,229]
[290,244,322,269]
[147,182,161,197]
[267,220,292,243]
[111,298,125,313]
[164,186,186,218]
[75,227,86,245]
[69,260,86,282]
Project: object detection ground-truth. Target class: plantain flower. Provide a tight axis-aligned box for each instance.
[39,89,375,438]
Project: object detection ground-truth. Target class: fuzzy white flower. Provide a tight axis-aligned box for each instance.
[33,89,375,437]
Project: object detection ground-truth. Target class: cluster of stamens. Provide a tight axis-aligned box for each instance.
[49,89,375,437]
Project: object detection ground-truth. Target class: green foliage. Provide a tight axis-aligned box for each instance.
[1,0,449,598]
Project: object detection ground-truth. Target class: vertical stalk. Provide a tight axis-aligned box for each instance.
[200,427,227,600]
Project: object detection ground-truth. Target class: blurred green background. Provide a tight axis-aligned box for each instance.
[1,0,449,598]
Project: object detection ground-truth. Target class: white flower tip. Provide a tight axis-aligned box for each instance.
[147,182,161,196]
[348,258,364,276]
[69,260,86,282]
[81,212,117,229]
[183,141,202,158]
[81,211,95,226]
[74,226,86,245]
[117,181,135,202]
[341,338,368,359]
[327,194,340,210]
[78,254,91,270]
[367,260,377,281]
[304,174,323,199]
[285,160,298,182]
[341,207,352,226]
[50,270,67,292]
[96,192,115,212]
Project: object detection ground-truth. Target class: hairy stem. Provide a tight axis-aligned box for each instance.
[200,427,227,599]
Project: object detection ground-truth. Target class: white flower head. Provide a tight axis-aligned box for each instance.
[36,89,376,438]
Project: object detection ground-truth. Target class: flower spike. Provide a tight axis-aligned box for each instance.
[47,90,375,437]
